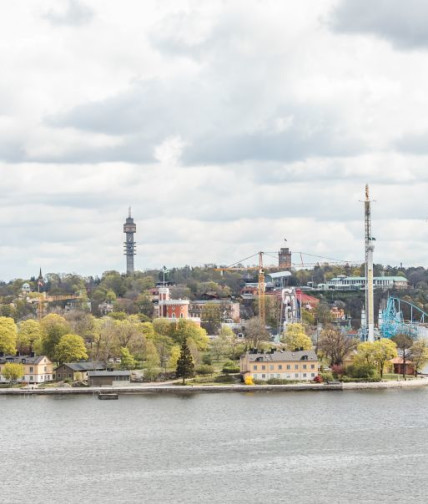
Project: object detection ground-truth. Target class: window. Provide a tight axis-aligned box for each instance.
[311,364,315,369]
[278,365,282,370]
[262,365,266,370]
[44,366,47,372]
[253,365,258,370]
[303,364,307,369]
[276,374,280,378]
[29,367,33,372]
[270,365,274,370]
[262,374,266,379]
[295,373,298,378]
[311,373,315,377]
[303,373,307,378]
[180,314,183,318]
[286,365,291,370]
[30,376,34,381]
[295,364,298,369]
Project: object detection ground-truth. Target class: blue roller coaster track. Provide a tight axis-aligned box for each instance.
[380,297,428,339]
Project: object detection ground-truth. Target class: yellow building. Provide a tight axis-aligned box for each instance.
[0,355,53,384]
[240,350,319,381]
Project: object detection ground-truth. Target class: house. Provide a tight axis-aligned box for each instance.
[0,355,53,384]
[240,350,319,381]
[54,361,106,381]
[189,299,240,322]
[391,357,415,376]
[88,370,131,387]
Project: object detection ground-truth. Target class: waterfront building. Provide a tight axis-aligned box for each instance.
[0,355,53,384]
[54,361,106,381]
[240,349,319,381]
[88,370,130,387]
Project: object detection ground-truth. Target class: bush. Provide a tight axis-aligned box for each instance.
[346,364,379,380]
[222,360,240,374]
[266,378,294,385]
[196,364,214,375]
[320,372,334,383]
[202,354,213,365]
[214,374,236,384]
[340,376,381,383]
[331,364,344,378]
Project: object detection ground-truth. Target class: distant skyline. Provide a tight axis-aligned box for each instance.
[1,0,428,281]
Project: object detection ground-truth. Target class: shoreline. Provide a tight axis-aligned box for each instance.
[1,377,428,396]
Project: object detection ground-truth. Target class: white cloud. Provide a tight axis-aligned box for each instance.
[0,0,427,280]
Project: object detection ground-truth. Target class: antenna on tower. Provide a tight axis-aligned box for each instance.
[128,206,131,218]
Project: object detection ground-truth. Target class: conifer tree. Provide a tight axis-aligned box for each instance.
[176,338,195,385]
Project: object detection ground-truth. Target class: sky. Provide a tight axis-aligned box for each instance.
[1,0,428,280]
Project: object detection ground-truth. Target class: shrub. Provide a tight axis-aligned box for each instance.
[266,378,293,385]
[244,375,254,385]
[214,374,236,384]
[346,364,379,380]
[331,364,344,378]
[320,372,334,383]
[222,360,240,374]
[202,354,213,365]
[196,364,214,375]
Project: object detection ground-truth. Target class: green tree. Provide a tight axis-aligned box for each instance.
[55,333,88,365]
[144,340,160,380]
[372,339,397,378]
[172,320,209,350]
[120,347,136,370]
[318,326,357,366]
[17,319,42,354]
[411,339,428,376]
[176,338,195,384]
[210,326,235,361]
[2,362,24,382]
[355,339,397,378]
[392,333,414,379]
[282,323,312,351]
[168,344,181,370]
[40,314,70,360]
[0,317,17,355]
[201,303,222,335]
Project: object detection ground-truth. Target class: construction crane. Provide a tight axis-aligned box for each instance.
[35,293,83,321]
[214,251,278,324]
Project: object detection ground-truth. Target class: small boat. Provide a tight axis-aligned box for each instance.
[98,392,119,400]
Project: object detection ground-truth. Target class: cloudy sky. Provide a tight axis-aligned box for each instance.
[1,0,428,280]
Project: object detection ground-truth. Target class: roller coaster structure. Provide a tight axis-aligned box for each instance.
[380,297,428,339]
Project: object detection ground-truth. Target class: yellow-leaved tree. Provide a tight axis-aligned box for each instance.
[282,323,312,352]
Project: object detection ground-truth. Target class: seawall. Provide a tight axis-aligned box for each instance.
[1,378,428,396]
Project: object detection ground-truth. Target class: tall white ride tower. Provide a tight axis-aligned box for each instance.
[364,185,375,342]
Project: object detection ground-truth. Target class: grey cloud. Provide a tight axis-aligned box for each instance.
[331,0,428,50]
[395,133,428,155]
[47,79,364,165]
[44,0,94,27]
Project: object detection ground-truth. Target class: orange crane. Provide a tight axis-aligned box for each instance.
[215,251,278,324]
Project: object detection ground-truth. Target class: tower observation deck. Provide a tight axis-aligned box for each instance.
[123,208,136,275]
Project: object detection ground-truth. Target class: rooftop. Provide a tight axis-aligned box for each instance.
[244,350,318,362]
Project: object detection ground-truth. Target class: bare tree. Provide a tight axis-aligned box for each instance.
[318,325,357,366]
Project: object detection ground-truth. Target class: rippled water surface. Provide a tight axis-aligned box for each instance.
[2,389,428,503]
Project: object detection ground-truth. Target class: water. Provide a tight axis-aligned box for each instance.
[2,389,428,503]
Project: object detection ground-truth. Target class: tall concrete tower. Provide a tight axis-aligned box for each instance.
[123,208,136,275]
[364,185,375,342]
